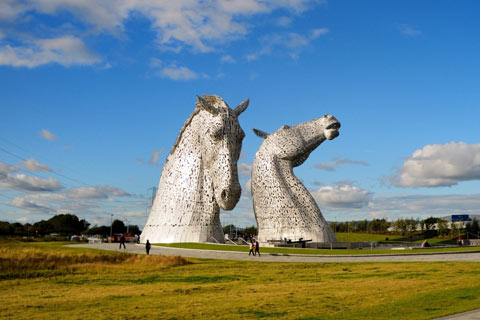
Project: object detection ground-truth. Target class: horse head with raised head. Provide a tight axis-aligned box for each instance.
[141,95,249,244]
[251,114,340,244]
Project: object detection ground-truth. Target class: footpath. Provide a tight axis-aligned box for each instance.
[70,242,480,262]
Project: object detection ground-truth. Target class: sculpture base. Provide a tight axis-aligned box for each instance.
[258,227,337,245]
[140,225,225,244]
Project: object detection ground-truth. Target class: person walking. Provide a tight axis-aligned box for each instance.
[254,240,260,256]
[119,234,126,249]
[248,241,255,256]
[145,240,151,255]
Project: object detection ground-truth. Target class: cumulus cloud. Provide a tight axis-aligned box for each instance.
[398,24,422,37]
[368,193,480,220]
[68,185,131,199]
[0,173,62,192]
[157,65,201,81]
[40,129,57,141]
[314,157,369,171]
[390,142,480,187]
[10,197,53,213]
[1,0,322,58]
[0,36,100,68]
[311,184,373,209]
[0,162,18,174]
[21,158,52,172]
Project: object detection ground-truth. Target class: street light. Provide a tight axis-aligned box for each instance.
[110,214,113,239]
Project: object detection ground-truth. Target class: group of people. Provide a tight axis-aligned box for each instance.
[118,234,152,255]
[248,239,261,256]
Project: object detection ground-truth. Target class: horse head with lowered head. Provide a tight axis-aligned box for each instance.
[141,95,249,244]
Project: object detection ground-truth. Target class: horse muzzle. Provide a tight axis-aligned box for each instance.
[217,185,241,210]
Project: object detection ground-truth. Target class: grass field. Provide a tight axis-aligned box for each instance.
[1,240,480,319]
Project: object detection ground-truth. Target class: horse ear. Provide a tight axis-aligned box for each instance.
[253,128,269,139]
[233,98,249,117]
[196,95,218,115]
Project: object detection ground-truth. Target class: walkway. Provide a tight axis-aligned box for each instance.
[70,243,480,262]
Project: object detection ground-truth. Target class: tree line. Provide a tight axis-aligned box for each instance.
[0,214,141,237]
[330,217,480,238]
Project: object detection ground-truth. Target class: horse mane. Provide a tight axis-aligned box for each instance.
[167,95,228,160]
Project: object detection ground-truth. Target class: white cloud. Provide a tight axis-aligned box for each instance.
[148,149,164,166]
[367,193,480,220]
[246,28,327,60]
[238,162,253,177]
[398,24,421,37]
[121,210,146,217]
[158,65,200,80]
[0,162,18,174]
[311,184,373,209]
[220,54,236,63]
[311,27,329,39]
[40,129,57,141]
[276,16,293,27]
[1,0,322,55]
[21,158,52,172]
[68,185,131,199]
[0,36,100,68]
[0,173,62,192]
[391,142,480,187]
[137,149,165,166]
[10,197,53,212]
[315,157,368,171]
[0,0,25,21]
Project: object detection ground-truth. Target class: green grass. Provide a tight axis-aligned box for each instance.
[155,242,480,255]
[1,240,480,319]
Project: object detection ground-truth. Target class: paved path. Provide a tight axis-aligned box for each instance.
[70,243,480,262]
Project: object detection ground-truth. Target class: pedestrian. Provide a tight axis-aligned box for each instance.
[248,241,255,256]
[119,234,126,249]
[146,240,151,255]
[254,240,260,256]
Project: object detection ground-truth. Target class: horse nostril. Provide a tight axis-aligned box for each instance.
[221,190,227,200]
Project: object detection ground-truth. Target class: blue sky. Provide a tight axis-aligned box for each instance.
[1,0,479,228]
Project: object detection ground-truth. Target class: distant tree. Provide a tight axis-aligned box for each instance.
[0,221,14,235]
[348,221,355,232]
[223,224,234,236]
[466,219,480,238]
[111,219,126,234]
[48,214,88,235]
[128,225,141,235]
[356,220,368,232]
[329,222,338,232]
[437,219,448,237]
[85,226,111,236]
[244,225,258,237]
[394,218,407,236]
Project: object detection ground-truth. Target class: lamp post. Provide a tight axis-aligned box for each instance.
[110,214,113,239]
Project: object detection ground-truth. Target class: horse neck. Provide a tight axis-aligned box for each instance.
[161,120,213,210]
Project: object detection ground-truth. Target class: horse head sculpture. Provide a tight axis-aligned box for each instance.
[251,115,340,244]
[141,95,249,243]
